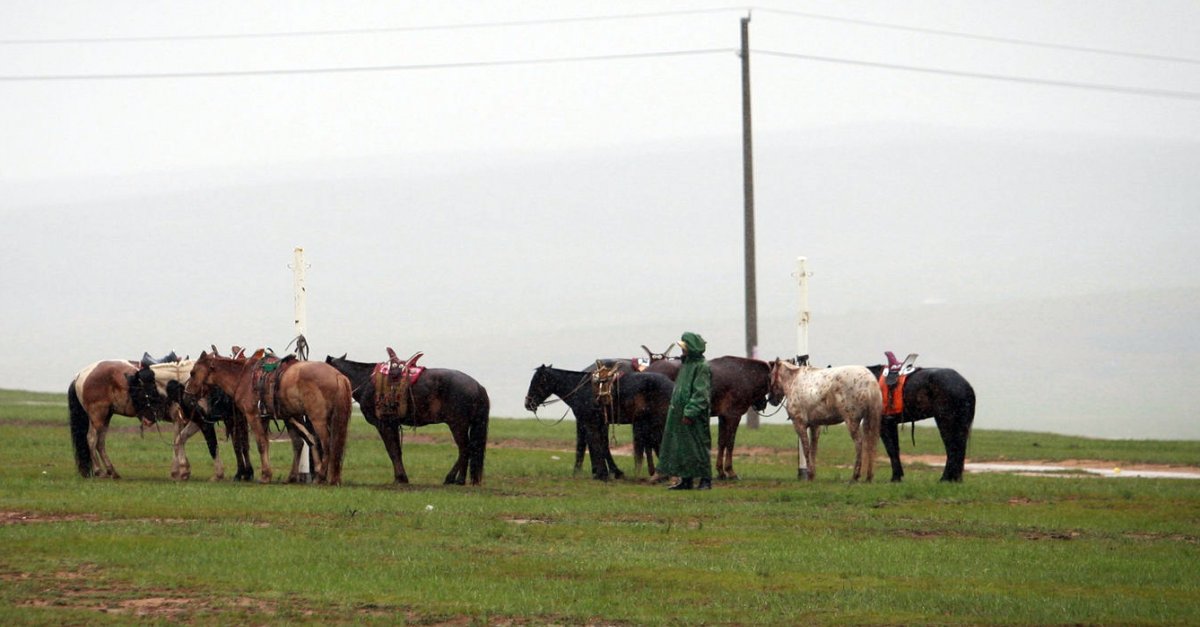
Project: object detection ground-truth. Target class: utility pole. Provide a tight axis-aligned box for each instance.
[740,14,760,429]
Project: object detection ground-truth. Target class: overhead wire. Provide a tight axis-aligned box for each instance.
[0,7,745,45]
[0,48,737,81]
[755,49,1200,101]
[752,6,1200,66]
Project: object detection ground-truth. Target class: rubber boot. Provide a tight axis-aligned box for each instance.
[697,477,712,490]
[667,477,694,490]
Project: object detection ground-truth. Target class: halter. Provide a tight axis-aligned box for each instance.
[528,369,591,426]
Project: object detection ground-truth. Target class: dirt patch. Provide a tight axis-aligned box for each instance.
[0,510,100,525]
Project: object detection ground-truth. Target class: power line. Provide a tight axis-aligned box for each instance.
[755,49,1200,101]
[753,7,1200,66]
[0,7,745,45]
[0,48,736,81]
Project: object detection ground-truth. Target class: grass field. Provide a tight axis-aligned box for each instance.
[2,388,1199,625]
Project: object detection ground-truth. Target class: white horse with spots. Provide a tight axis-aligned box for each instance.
[768,359,882,482]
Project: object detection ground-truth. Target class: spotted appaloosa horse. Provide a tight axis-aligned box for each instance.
[768,359,882,482]
[69,360,168,478]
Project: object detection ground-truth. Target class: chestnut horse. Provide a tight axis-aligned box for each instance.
[768,359,882,482]
[184,351,351,485]
[628,354,771,481]
[69,360,168,478]
[324,354,490,485]
[867,363,976,482]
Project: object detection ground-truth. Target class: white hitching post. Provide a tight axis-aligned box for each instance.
[796,257,810,362]
[293,247,311,481]
[795,256,810,472]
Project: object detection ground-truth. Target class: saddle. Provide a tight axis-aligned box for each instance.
[591,360,622,417]
[252,350,298,421]
[372,348,424,419]
[139,351,180,369]
[879,351,918,416]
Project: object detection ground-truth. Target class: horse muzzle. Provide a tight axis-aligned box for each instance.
[523,396,537,412]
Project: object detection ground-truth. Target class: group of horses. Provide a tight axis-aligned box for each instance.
[67,342,975,487]
[68,347,489,486]
[523,345,976,484]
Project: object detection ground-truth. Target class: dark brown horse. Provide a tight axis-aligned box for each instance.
[184,351,352,485]
[640,355,771,480]
[324,354,490,485]
[69,360,169,478]
[867,363,976,482]
[525,365,672,480]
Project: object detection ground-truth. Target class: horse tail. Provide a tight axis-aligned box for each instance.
[466,385,490,485]
[68,381,92,477]
[325,375,353,486]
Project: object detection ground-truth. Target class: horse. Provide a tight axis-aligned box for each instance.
[867,363,976,482]
[160,372,255,482]
[68,359,169,478]
[324,354,490,485]
[630,354,771,481]
[768,359,882,482]
[136,359,226,481]
[525,365,673,480]
[184,351,352,485]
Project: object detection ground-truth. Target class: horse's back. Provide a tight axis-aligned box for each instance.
[908,367,975,415]
[73,360,136,401]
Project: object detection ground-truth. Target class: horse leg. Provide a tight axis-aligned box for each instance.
[573,419,587,475]
[936,415,972,482]
[171,418,197,480]
[809,425,822,481]
[199,420,225,481]
[228,413,254,482]
[880,417,904,482]
[585,421,611,481]
[374,421,408,484]
[794,419,813,481]
[444,422,471,485]
[717,414,741,480]
[246,412,273,483]
[862,412,880,483]
[88,411,120,479]
[845,417,863,482]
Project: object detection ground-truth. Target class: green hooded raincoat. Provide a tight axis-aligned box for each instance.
[656,332,712,480]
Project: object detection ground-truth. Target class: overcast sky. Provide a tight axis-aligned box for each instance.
[2,1,1198,438]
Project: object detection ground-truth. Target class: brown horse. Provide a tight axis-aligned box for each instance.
[69,360,169,478]
[641,355,771,480]
[768,359,882,482]
[184,351,352,485]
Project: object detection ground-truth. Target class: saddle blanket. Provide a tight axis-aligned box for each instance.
[372,361,425,385]
[878,373,907,416]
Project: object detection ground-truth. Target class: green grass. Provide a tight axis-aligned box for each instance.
[2,388,1199,625]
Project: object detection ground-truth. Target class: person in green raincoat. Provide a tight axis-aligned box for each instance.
[657,332,713,490]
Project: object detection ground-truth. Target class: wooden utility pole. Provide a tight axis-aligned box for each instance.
[740,14,760,429]
[293,247,312,482]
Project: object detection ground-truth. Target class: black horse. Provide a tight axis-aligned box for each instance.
[325,355,489,485]
[525,365,673,480]
[867,364,976,482]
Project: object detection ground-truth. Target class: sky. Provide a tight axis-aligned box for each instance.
[2,1,1199,439]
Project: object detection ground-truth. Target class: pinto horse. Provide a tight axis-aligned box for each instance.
[525,365,672,480]
[69,360,168,478]
[185,351,352,485]
[324,355,490,485]
[768,359,882,482]
[867,363,976,482]
[162,375,254,482]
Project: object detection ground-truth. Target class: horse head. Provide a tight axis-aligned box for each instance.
[184,351,214,399]
[524,365,553,412]
[767,358,798,406]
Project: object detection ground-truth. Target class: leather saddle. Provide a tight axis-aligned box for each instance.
[373,348,424,419]
[140,351,180,369]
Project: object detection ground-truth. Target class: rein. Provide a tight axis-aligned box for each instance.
[529,371,591,426]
